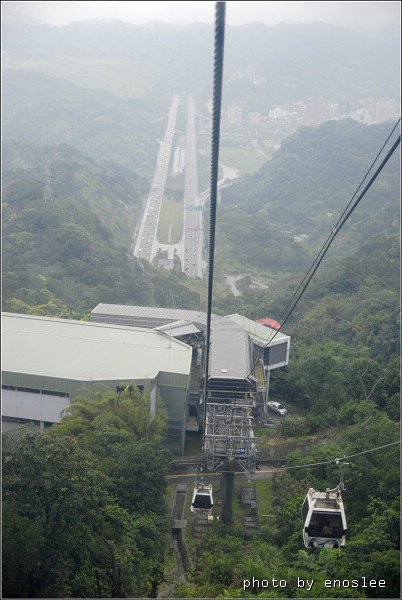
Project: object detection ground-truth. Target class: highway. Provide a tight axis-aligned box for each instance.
[133,95,180,262]
[133,93,204,278]
[183,94,203,278]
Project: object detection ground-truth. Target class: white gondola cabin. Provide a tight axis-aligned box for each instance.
[191,482,213,515]
[302,487,347,549]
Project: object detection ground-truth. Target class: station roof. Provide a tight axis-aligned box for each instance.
[2,313,192,382]
[155,320,201,337]
[225,314,290,346]
[92,303,220,328]
[90,305,291,382]
[209,319,251,380]
[92,304,253,380]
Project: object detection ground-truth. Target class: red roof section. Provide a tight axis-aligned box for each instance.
[257,317,281,331]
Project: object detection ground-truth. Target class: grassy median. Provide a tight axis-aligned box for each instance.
[157,196,183,244]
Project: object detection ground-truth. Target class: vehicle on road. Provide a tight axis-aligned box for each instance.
[267,401,287,416]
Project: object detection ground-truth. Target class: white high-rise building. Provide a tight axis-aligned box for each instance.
[227,103,243,125]
[326,103,340,121]
[374,98,399,123]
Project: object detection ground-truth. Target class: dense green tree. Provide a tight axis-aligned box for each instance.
[58,387,167,441]
[3,429,111,597]
[2,385,172,598]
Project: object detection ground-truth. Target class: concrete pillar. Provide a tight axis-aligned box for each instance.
[263,367,271,421]
[221,460,235,525]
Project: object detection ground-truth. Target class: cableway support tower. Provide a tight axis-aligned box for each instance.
[203,400,257,473]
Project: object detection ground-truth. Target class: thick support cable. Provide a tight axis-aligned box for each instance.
[202,1,226,469]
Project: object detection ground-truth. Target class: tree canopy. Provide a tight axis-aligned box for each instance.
[2,388,172,598]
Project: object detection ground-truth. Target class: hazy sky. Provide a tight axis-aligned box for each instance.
[2,1,400,30]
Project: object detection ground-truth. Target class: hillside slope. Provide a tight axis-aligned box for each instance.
[2,143,200,315]
[221,120,400,258]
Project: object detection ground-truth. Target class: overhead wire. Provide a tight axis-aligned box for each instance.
[202,1,226,469]
[243,119,401,382]
[280,440,401,471]
[166,441,400,479]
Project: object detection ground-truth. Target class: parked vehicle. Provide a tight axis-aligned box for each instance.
[267,401,287,416]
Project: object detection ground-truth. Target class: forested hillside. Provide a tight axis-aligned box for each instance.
[2,70,162,176]
[2,142,200,316]
[221,119,400,255]
[204,115,399,598]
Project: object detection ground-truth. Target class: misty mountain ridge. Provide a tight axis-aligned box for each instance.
[2,19,399,107]
[2,68,165,177]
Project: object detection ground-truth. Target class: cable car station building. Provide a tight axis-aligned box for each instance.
[2,305,290,455]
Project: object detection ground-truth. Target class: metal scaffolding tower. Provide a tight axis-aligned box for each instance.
[203,401,257,473]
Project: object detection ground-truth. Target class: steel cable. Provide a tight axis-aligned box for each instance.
[202,1,226,468]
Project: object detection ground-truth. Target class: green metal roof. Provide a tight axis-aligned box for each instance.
[2,313,192,382]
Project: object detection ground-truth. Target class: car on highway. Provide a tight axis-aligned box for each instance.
[267,401,287,416]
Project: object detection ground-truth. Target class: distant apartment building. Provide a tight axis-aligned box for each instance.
[268,106,282,120]
[304,97,326,126]
[350,108,373,124]
[283,103,303,116]
[269,106,292,119]
[269,101,305,120]
[248,112,262,126]
[227,103,243,126]
[326,103,340,121]
[373,97,399,123]
[352,97,399,125]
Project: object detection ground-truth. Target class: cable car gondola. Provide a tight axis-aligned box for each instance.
[191,481,213,515]
[302,485,347,549]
